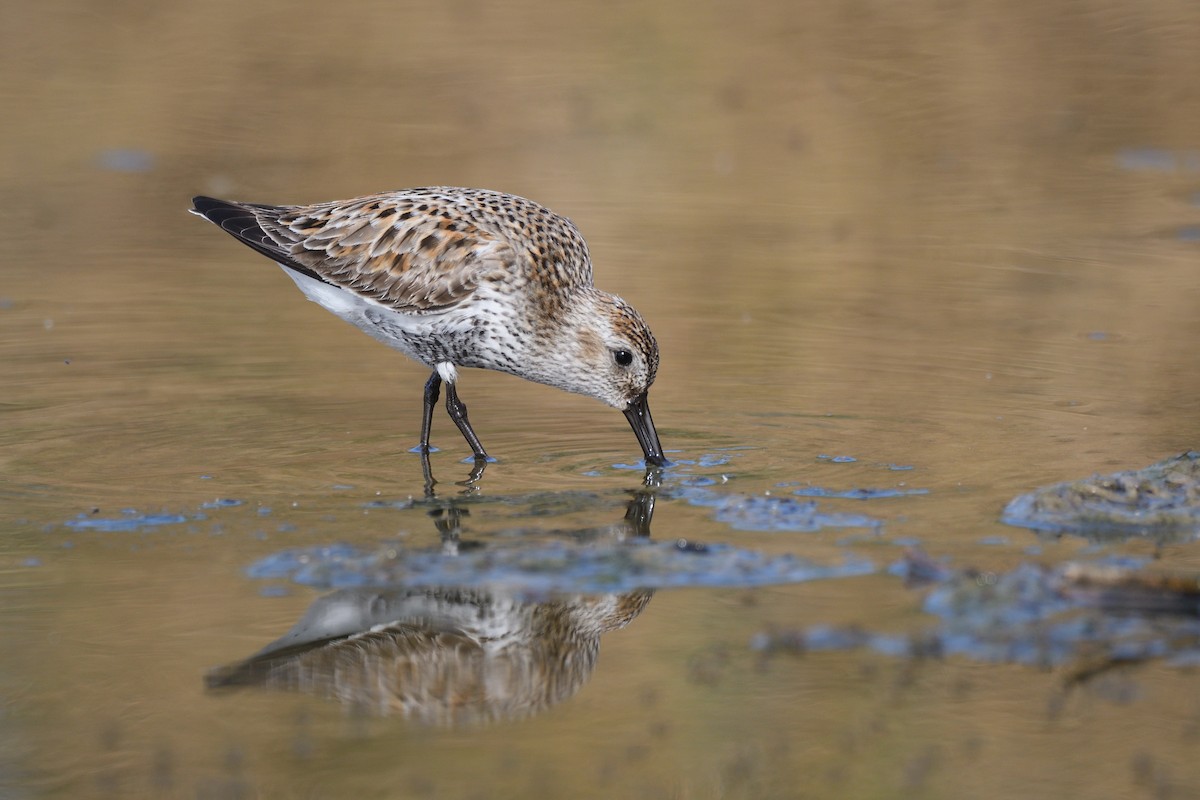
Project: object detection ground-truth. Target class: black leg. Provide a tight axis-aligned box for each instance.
[457,456,489,487]
[418,371,441,453]
[444,381,488,460]
[420,450,488,497]
[623,490,656,538]
[419,448,437,498]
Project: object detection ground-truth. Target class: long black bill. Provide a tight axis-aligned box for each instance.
[623,391,667,467]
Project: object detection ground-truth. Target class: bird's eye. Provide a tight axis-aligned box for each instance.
[613,349,634,367]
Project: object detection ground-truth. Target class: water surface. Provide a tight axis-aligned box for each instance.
[4,1,1200,797]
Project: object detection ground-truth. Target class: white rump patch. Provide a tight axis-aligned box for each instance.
[281,266,365,317]
[276,263,451,368]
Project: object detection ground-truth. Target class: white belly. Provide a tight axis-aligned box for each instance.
[279,266,493,380]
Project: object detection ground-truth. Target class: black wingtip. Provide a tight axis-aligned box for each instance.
[190,194,335,287]
[190,195,247,225]
[191,195,218,213]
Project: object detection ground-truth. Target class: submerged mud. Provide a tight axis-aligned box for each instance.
[754,551,1200,675]
[1003,452,1200,541]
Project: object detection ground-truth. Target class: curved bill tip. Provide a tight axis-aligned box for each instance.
[623,391,668,468]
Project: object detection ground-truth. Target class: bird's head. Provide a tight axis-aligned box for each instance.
[529,290,666,467]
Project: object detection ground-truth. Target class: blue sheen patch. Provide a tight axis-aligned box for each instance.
[65,512,190,531]
[755,557,1200,670]
[677,488,882,532]
[247,543,363,579]
[244,539,874,594]
[610,450,732,472]
[817,454,857,463]
[199,498,243,509]
[680,476,717,487]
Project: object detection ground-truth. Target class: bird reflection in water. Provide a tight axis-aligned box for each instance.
[207,457,661,726]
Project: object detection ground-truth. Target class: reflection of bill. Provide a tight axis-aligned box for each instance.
[207,490,657,726]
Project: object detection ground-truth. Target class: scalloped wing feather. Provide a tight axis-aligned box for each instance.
[194,188,597,313]
[254,193,518,312]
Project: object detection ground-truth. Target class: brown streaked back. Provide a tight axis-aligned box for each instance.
[192,187,595,313]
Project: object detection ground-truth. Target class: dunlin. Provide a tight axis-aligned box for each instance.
[190,187,666,466]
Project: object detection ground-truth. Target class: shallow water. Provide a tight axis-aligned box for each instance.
[5,1,1200,797]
